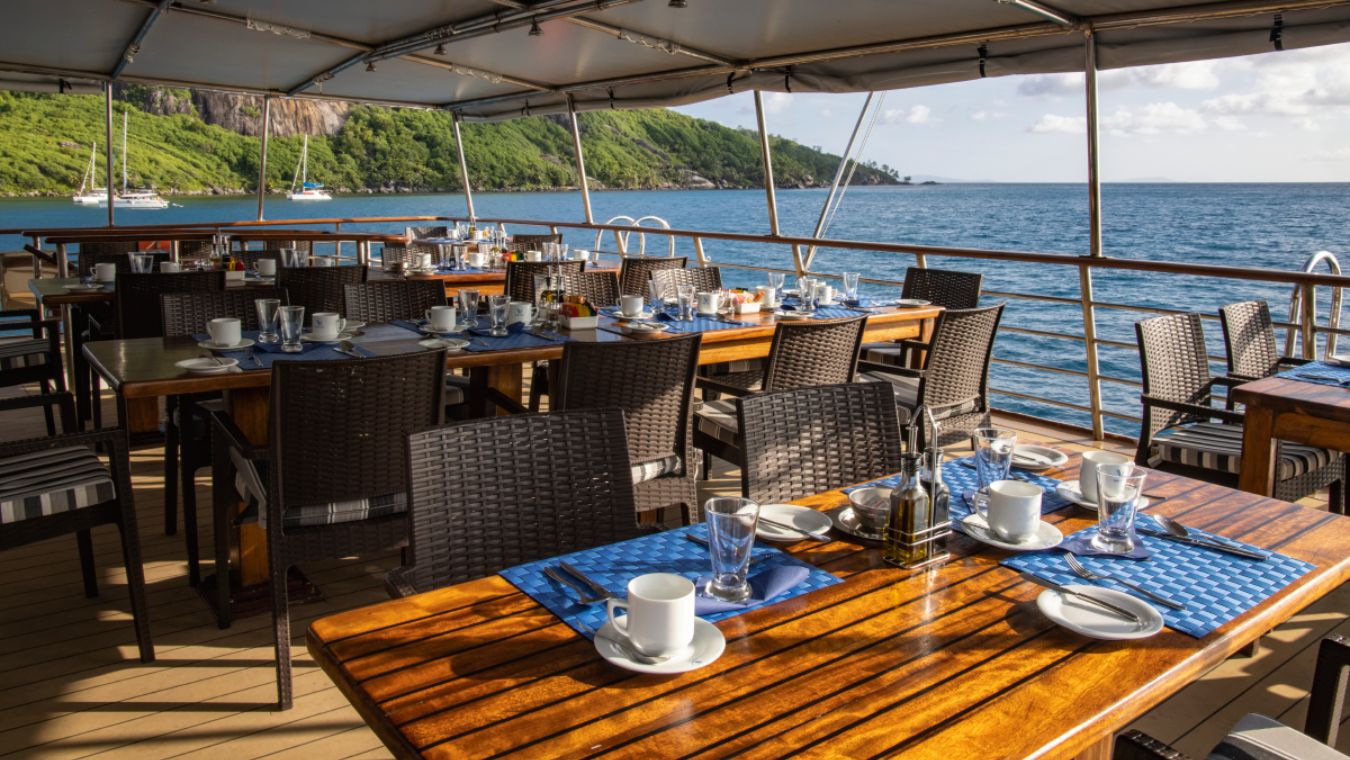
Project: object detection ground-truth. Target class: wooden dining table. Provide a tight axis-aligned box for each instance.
[83,304,939,595]
[305,458,1350,759]
[1234,375,1350,497]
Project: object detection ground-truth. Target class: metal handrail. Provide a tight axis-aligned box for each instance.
[1286,250,1343,358]
[591,215,675,258]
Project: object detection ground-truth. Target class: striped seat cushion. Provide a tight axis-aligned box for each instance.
[228,448,407,529]
[858,371,982,425]
[444,375,469,406]
[704,370,763,394]
[0,338,50,368]
[1151,422,1335,481]
[631,454,682,484]
[694,399,740,445]
[0,446,115,524]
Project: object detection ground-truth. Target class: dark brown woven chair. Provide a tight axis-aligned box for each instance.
[554,334,702,524]
[1134,313,1344,513]
[0,428,152,662]
[406,225,449,239]
[77,250,133,278]
[0,309,74,437]
[508,232,562,251]
[618,256,686,297]
[859,304,1003,448]
[276,265,368,315]
[231,250,281,270]
[1219,299,1309,382]
[384,408,643,597]
[739,382,903,504]
[79,241,139,257]
[208,350,446,708]
[862,266,984,367]
[504,260,585,304]
[695,316,867,487]
[650,266,723,303]
[380,244,410,268]
[177,240,213,259]
[558,270,621,308]
[343,280,445,322]
[114,270,226,340]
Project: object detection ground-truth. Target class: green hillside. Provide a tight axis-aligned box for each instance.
[0,90,898,196]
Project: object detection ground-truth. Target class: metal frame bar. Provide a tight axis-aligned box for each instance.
[256,96,270,221]
[804,93,873,270]
[488,0,734,65]
[452,113,476,221]
[1078,30,1106,440]
[566,94,594,224]
[752,91,806,275]
[996,0,1081,26]
[112,0,172,79]
[104,83,115,227]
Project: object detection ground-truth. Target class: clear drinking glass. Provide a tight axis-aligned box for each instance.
[798,277,818,312]
[458,288,480,330]
[488,295,510,336]
[704,496,760,602]
[648,279,664,312]
[255,298,281,343]
[1092,467,1146,553]
[768,271,785,302]
[973,427,1018,517]
[676,284,696,321]
[129,253,152,273]
[842,271,861,305]
[278,305,305,353]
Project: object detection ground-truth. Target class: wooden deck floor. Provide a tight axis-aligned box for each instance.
[0,387,1344,759]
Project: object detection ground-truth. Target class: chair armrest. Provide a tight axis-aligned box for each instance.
[23,244,58,268]
[1113,730,1192,760]
[857,362,925,378]
[0,393,75,431]
[384,567,419,598]
[1277,357,1312,368]
[695,375,756,398]
[208,409,268,460]
[1140,395,1245,425]
[0,427,125,459]
[1210,376,1247,389]
[1306,634,1349,744]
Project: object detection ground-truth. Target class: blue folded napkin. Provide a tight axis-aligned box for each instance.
[1058,528,1152,559]
[693,564,809,615]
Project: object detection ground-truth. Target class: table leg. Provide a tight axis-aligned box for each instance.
[66,305,91,427]
[468,363,526,416]
[225,386,271,586]
[1074,735,1113,760]
[1238,403,1279,497]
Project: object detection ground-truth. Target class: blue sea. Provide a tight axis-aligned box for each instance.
[3,183,1347,436]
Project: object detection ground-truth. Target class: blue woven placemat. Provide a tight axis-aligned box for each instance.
[192,330,374,370]
[1003,514,1312,638]
[499,524,841,639]
[598,307,752,334]
[1277,361,1350,388]
[390,318,567,351]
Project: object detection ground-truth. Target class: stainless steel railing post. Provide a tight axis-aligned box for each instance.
[1078,261,1106,441]
[1300,282,1318,358]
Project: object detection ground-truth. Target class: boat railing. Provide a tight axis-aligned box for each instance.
[594,215,676,258]
[1287,250,1343,359]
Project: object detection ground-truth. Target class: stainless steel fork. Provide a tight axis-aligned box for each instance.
[1064,554,1185,611]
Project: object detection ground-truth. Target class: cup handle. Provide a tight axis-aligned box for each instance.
[338,318,347,333]
[606,598,630,637]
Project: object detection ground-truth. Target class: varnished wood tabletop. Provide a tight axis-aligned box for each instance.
[1233,375,1350,496]
[1231,375,1350,422]
[305,462,1349,759]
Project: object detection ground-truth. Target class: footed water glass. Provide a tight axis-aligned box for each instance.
[973,427,1017,517]
[278,305,305,353]
[488,295,510,336]
[1092,467,1146,553]
[704,497,760,602]
[842,271,861,305]
[458,288,481,328]
[676,284,696,321]
[768,271,785,301]
[255,298,281,343]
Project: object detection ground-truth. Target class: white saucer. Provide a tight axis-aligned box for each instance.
[197,338,255,352]
[345,321,367,331]
[616,310,654,320]
[594,618,725,674]
[960,513,1063,551]
[419,323,473,335]
[300,332,354,343]
[756,504,833,542]
[1036,584,1164,640]
[1012,444,1069,471]
[774,310,813,320]
[622,321,670,333]
[1056,480,1151,513]
[895,298,932,307]
[418,337,469,351]
[175,357,238,374]
[829,505,886,541]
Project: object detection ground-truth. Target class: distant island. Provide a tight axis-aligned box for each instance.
[0,86,903,197]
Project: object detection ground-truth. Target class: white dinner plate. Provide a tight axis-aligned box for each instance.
[1326,353,1350,368]
[594,617,725,674]
[65,284,106,292]
[774,310,813,320]
[959,513,1063,552]
[1012,444,1070,470]
[895,299,931,307]
[1056,480,1151,513]
[1036,584,1164,640]
[418,338,469,351]
[175,357,239,375]
[197,338,255,351]
[621,321,670,333]
[755,503,833,542]
[300,332,354,343]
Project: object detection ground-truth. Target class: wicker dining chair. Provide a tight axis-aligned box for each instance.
[384,408,643,597]
[114,270,226,340]
[0,309,74,436]
[650,266,723,303]
[618,256,686,297]
[739,382,903,504]
[508,232,562,251]
[504,260,585,304]
[695,316,867,486]
[380,243,410,268]
[208,350,446,709]
[554,334,702,524]
[0,428,153,662]
[1219,299,1309,382]
[277,264,368,315]
[1134,313,1344,513]
[406,225,449,240]
[231,250,281,270]
[862,266,984,367]
[859,304,1004,448]
[558,270,621,308]
[343,280,445,323]
[76,250,133,279]
[79,241,139,257]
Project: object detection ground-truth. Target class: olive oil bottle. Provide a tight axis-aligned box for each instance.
[883,452,930,568]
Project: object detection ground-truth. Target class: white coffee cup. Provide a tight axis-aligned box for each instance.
[468,252,487,268]
[95,262,118,283]
[416,252,434,270]
[987,479,1043,543]
[620,294,646,317]
[606,573,695,658]
[311,312,346,340]
[159,261,181,273]
[756,285,779,309]
[206,317,242,348]
[696,291,721,315]
[524,250,542,262]
[507,301,534,325]
[256,259,277,277]
[1079,450,1132,504]
[426,304,457,332]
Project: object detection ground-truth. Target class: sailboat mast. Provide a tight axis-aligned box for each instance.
[301,135,308,186]
[121,110,128,194]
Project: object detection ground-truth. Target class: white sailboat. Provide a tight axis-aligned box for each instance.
[72,142,106,204]
[287,135,331,201]
[100,110,169,209]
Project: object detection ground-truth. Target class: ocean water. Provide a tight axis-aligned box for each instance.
[3,183,1347,435]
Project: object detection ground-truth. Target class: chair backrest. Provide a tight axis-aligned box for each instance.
[232,250,281,270]
[406,225,448,239]
[509,232,562,251]
[380,244,410,267]
[80,241,138,257]
[917,304,1004,413]
[159,287,289,336]
[277,265,369,315]
[762,316,868,393]
[650,267,723,303]
[618,256,687,297]
[1219,300,1281,380]
[344,280,445,322]
[554,334,702,487]
[504,260,585,303]
[394,408,641,593]
[903,267,983,309]
[1136,312,1214,438]
[739,382,903,504]
[77,251,131,278]
[270,351,446,516]
[114,270,225,339]
[177,240,213,258]
[558,270,621,308]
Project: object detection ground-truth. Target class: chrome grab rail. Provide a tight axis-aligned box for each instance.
[1286,250,1343,358]
[593,215,676,258]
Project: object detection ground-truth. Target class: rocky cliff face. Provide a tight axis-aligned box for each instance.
[117,84,349,137]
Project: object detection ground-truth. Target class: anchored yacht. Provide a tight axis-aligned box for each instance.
[287,135,330,201]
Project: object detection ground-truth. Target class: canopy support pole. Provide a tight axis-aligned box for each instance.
[452,113,476,221]
[754,91,802,275]
[104,82,115,227]
[256,96,270,222]
[1079,29,1106,441]
[566,94,593,224]
[804,92,873,270]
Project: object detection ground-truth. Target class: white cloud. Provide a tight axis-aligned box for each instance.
[1018,74,1083,98]
[906,104,931,124]
[1316,146,1350,161]
[1030,102,1207,136]
[1200,45,1350,127]
[820,108,833,118]
[879,105,933,125]
[970,110,1006,121]
[1018,61,1227,99]
[1127,60,1226,90]
[761,91,792,114]
[1212,115,1246,131]
[1030,114,1085,134]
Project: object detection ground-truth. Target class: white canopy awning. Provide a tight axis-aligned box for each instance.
[2,0,1349,119]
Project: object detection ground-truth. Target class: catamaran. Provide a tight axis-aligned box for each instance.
[70,142,104,204]
[287,134,331,201]
[100,110,169,209]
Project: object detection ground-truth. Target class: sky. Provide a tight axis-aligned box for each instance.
[672,42,1350,183]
